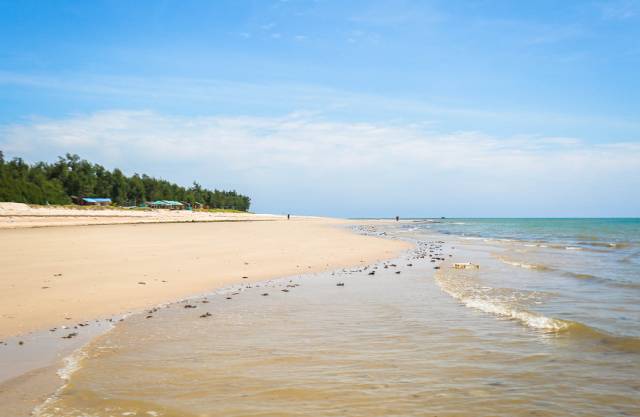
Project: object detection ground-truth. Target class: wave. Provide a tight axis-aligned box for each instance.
[460,297,570,331]
[562,271,640,289]
[498,257,553,271]
[436,272,640,352]
[576,241,632,249]
[434,268,566,331]
[564,322,640,353]
[496,254,640,289]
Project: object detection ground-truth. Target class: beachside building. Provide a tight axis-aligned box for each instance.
[74,197,112,206]
[147,200,185,210]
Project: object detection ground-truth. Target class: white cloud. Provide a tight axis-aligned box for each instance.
[1,110,639,216]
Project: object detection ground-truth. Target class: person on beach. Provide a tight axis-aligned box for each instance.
[395,216,399,221]
[287,214,290,220]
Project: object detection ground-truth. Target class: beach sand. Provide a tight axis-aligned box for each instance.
[0,218,408,339]
[0,202,282,229]
[0,216,409,416]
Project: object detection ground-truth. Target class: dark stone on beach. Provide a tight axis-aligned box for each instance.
[41,286,49,289]
[146,315,153,319]
[434,266,440,269]
[61,332,78,339]
[336,282,345,286]
[368,271,376,275]
[395,271,401,274]
[200,312,212,318]
[138,281,146,285]
[18,341,24,345]
[226,297,232,300]
[282,289,289,292]
[242,276,249,279]
[184,304,197,309]
[407,263,413,267]
[201,300,209,303]
[262,293,269,296]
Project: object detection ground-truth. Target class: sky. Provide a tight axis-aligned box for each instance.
[1,0,639,217]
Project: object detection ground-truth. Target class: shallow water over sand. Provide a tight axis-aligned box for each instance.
[35,229,640,417]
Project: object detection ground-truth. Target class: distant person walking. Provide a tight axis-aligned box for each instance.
[287,214,290,220]
[395,216,399,221]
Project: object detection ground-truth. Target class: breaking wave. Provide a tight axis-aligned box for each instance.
[435,267,640,352]
[436,279,569,331]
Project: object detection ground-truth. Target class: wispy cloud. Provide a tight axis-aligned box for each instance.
[1,71,638,136]
[600,0,639,20]
[1,110,638,216]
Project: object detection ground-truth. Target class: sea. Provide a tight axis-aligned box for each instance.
[33,219,640,416]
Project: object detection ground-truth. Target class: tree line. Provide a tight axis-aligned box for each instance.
[0,152,251,211]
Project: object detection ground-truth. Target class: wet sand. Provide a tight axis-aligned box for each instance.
[0,218,409,416]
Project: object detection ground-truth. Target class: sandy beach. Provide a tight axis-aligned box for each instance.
[0,216,408,339]
[0,214,409,415]
[0,202,281,229]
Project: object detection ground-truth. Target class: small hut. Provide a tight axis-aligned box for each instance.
[148,200,184,210]
[75,197,112,206]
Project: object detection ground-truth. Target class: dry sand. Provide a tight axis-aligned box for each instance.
[0,217,409,339]
[0,202,281,229]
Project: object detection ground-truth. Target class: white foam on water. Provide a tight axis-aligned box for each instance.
[459,297,569,331]
[435,268,569,332]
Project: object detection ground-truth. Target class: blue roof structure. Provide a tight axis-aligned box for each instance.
[151,200,183,206]
[82,197,112,203]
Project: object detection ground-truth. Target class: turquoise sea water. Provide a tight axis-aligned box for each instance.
[402,218,640,339]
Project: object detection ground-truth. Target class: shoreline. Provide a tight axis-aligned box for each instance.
[0,218,411,416]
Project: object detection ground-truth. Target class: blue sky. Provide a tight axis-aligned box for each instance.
[1,0,639,217]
